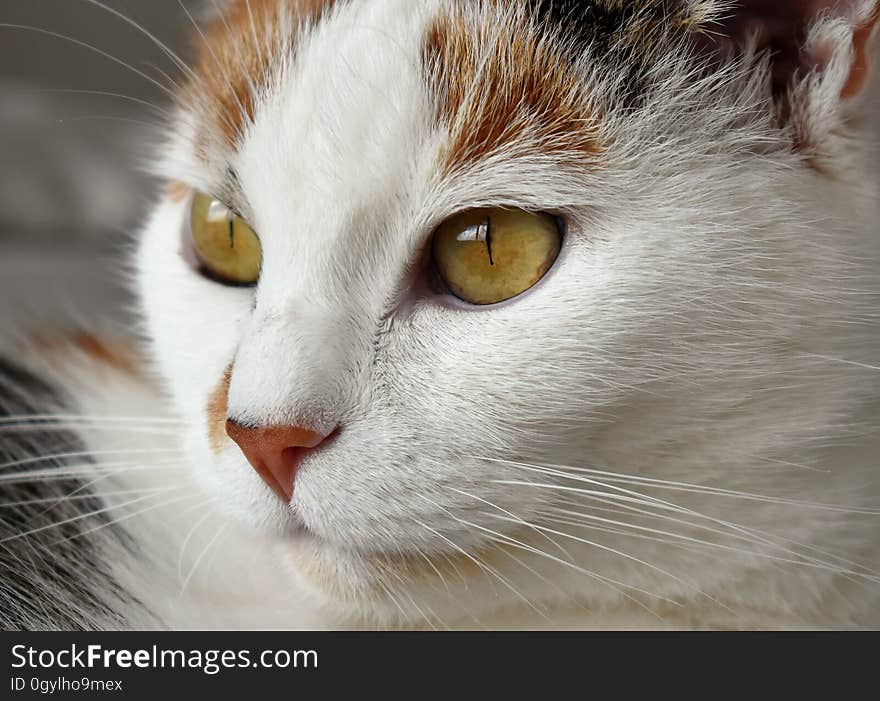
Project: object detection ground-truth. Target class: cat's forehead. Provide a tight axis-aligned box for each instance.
[229,1,431,247]
[173,0,625,215]
[171,0,749,227]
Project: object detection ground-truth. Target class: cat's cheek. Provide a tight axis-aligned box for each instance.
[137,200,237,400]
[136,197,296,534]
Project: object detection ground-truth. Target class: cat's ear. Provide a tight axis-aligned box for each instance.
[700,1,879,151]
[705,1,879,97]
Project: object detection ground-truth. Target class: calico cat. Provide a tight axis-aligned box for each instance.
[1,0,879,630]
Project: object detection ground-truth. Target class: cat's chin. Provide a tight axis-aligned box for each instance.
[261,524,440,621]
[270,528,407,617]
[269,523,529,627]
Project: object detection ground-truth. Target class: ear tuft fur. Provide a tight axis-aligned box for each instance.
[688,1,880,161]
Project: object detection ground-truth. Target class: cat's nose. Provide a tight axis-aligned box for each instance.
[224,420,331,502]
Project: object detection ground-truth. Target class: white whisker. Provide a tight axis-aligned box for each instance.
[0,414,183,426]
[536,507,880,584]
[52,493,194,545]
[443,484,576,563]
[180,522,230,596]
[486,457,880,515]
[0,448,182,472]
[177,507,216,584]
[412,516,548,620]
[0,460,182,485]
[7,88,170,117]
[0,487,175,509]
[0,24,176,98]
[78,0,197,80]
[0,493,169,544]
[487,513,732,611]
[0,425,179,437]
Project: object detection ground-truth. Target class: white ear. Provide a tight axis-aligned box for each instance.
[703,0,880,156]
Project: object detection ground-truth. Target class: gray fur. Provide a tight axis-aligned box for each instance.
[0,358,145,630]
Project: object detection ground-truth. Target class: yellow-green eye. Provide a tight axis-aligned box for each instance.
[432,208,562,305]
[189,192,262,285]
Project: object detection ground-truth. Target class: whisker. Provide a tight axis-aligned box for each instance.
[488,457,880,515]
[375,578,411,629]
[0,425,178,437]
[242,0,266,73]
[417,492,676,615]
[477,532,577,606]
[0,460,182,485]
[0,448,182,472]
[382,566,441,631]
[0,492,170,544]
[486,513,732,611]
[443,484,576,564]
[63,115,164,130]
[512,457,880,577]
[537,506,880,584]
[205,0,263,122]
[0,24,176,99]
[142,59,186,97]
[801,353,880,372]
[78,0,198,80]
[412,517,548,621]
[442,510,676,614]
[7,88,170,117]
[33,463,181,520]
[173,0,254,140]
[180,522,230,596]
[0,414,183,426]
[51,493,194,546]
[500,474,878,577]
[488,459,880,582]
[177,507,216,584]
[407,542,453,595]
[0,486,176,509]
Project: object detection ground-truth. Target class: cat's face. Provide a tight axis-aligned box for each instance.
[138,0,879,624]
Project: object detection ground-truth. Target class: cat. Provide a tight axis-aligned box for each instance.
[1,0,879,630]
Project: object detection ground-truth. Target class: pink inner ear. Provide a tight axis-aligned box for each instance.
[841,4,880,98]
[716,0,852,40]
[706,0,878,98]
[711,1,839,93]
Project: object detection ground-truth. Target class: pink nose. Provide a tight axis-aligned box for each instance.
[225,420,331,502]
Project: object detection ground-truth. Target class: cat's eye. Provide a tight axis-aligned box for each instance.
[188,192,262,286]
[432,208,562,305]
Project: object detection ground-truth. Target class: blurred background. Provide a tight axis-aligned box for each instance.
[0,0,197,333]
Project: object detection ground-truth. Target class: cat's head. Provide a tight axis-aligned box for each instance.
[138,0,880,625]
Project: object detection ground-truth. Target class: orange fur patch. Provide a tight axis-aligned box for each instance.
[187,0,337,149]
[32,334,138,375]
[166,180,191,203]
[424,5,603,176]
[206,365,233,454]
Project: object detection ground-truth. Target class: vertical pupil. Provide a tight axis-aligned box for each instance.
[485,216,494,266]
[227,210,235,248]
[454,216,494,265]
